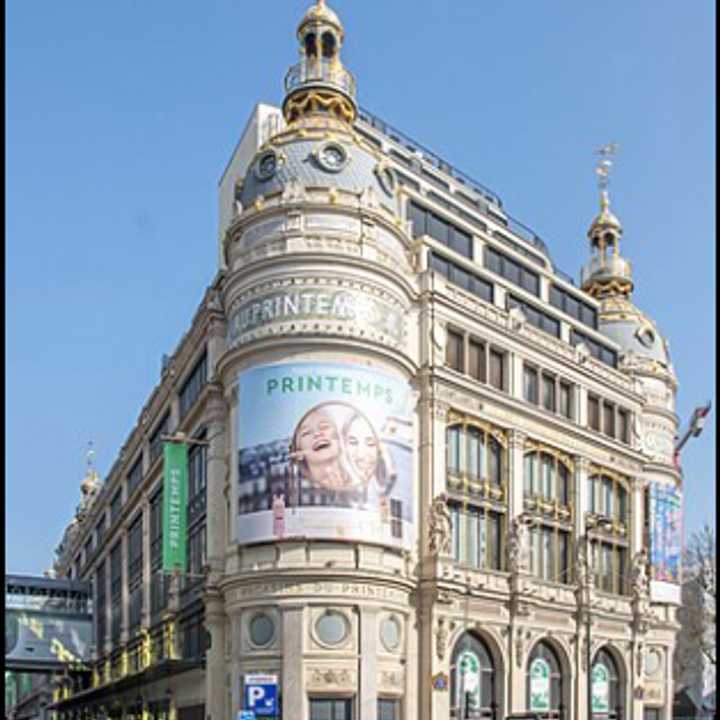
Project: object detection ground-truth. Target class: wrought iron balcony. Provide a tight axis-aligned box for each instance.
[284,59,356,98]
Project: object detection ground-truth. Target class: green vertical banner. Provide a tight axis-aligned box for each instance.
[162,441,188,573]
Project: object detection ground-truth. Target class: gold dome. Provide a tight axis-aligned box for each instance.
[588,190,622,235]
[298,0,344,39]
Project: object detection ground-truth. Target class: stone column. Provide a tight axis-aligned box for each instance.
[120,528,129,644]
[631,478,645,554]
[508,430,526,521]
[141,496,151,628]
[205,588,227,720]
[573,456,591,720]
[205,382,229,574]
[282,606,305,720]
[359,607,378,720]
[103,555,112,658]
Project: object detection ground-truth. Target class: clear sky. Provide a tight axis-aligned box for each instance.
[6,1,715,574]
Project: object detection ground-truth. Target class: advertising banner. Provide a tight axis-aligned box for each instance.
[649,482,682,583]
[162,441,188,572]
[237,362,414,549]
[529,658,551,711]
[591,663,610,713]
[5,609,93,668]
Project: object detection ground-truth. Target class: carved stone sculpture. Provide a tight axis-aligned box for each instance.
[436,616,448,660]
[428,493,452,557]
[507,515,533,575]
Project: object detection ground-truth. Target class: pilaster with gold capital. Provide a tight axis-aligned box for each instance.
[508,430,527,519]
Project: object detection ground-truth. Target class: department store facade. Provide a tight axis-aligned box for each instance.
[50,3,683,719]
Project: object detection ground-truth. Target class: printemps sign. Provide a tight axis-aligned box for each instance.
[227,288,404,346]
[162,442,188,572]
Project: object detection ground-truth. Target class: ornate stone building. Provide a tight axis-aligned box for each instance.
[50,2,683,719]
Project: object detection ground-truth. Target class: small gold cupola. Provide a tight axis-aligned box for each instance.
[581,143,634,299]
[282,0,357,125]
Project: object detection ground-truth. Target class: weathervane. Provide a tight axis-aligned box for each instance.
[86,440,96,472]
[594,142,619,191]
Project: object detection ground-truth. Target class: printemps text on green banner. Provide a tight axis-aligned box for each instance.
[162,441,188,572]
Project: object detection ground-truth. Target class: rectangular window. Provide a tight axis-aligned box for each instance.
[618,409,630,444]
[309,698,354,720]
[430,251,493,303]
[126,457,143,498]
[149,412,171,465]
[541,373,556,412]
[523,365,539,404]
[588,395,601,431]
[571,329,617,368]
[489,349,505,390]
[507,295,560,338]
[128,515,143,633]
[468,339,486,383]
[485,247,540,297]
[150,490,167,618]
[449,503,503,571]
[95,561,106,648]
[559,381,573,419]
[377,699,400,720]
[390,499,403,539]
[110,488,123,524]
[408,201,473,259]
[110,542,122,642]
[446,330,464,372]
[549,284,598,329]
[95,515,106,546]
[603,402,616,438]
[179,352,208,419]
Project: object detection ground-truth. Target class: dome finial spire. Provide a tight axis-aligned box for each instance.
[283,0,357,125]
[581,142,633,299]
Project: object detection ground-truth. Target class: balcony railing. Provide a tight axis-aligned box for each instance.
[581,255,632,285]
[285,59,356,98]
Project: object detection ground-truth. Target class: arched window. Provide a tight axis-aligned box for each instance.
[450,633,497,719]
[522,443,574,584]
[524,450,571,506]
[588,469,630,595]
[446,423,505,490]
[446,420,507,571]
[304,32,318,58]
[592,648,624,719]
[526,641,565,718]
[321,31,337,59]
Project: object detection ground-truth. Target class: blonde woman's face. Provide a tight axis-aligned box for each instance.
[296,409,340,465]
[345,415,378,481]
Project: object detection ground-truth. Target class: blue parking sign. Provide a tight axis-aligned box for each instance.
[243,674,278,716]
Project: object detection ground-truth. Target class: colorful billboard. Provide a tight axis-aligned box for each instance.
[237,362,414,549]
[649,481,682,584]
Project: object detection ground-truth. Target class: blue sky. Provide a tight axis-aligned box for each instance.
[6,1,715,574]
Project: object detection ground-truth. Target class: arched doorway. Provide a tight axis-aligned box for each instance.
[450,632,498,719]
[591,647,625,719]
[526,640,566,718]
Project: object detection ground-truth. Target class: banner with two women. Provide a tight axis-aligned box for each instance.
[237,362,414,550]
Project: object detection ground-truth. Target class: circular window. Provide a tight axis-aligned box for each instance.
[380,616,401,652]
[636,325,656,349]
[249,613,275,647]
[315,142,349,173]
[375,163,397,196]
[315,610,349,646]
[254,150,279,182]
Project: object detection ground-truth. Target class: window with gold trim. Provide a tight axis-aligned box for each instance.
[523,442,574,584]
[445,416,507,572]
[446,422,505,494]
[587,468,630,595]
